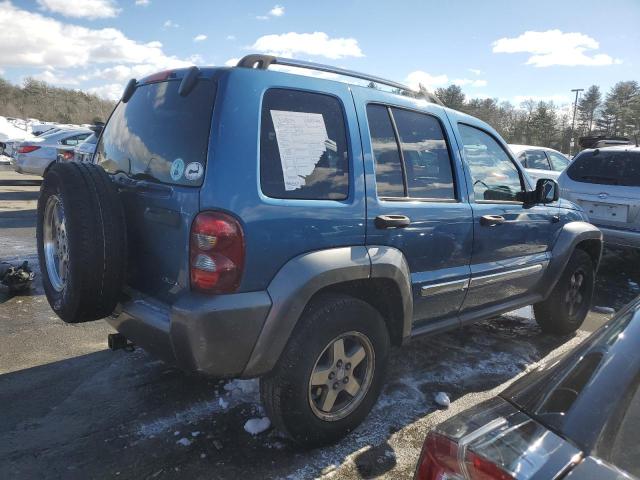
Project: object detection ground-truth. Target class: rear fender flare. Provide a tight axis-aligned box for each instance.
[242,245,413,377]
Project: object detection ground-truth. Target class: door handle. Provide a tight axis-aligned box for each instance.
[480,215,505,226]
[375,215,411,229]
[551,214,560,223]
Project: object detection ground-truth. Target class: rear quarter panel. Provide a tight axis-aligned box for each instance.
[199,69,367,292]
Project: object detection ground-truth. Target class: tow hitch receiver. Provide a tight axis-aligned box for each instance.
[108,333,134,352]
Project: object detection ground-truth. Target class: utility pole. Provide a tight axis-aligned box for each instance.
[570,88,584,156]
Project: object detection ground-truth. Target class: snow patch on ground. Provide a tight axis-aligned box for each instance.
[243,417,271,435]
[136,379,259,438]
[176,437,192,447]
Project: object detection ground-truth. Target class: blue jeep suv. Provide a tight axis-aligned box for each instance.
[36,55,602,446]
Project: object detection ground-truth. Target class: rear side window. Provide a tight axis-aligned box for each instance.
[547,151,569,171]
[567,150,640,186]
[366,104,455,200]
[260,89,349,200]
[96,79,216,186]
[524,150,551,170]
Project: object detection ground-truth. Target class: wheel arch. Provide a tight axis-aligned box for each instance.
[241,246,413,377]
[541,221,603,299]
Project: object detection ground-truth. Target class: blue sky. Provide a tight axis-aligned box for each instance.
[1,0,638,105]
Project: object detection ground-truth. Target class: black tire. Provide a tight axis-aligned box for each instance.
[534,249,594,335]
[37,162,126,323]
[260,294,390,447]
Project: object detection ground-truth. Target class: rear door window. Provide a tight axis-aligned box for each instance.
[392,108,455,200]
[260,88,349,200]
[366,104,404,198]
[366,105,456,200]
[96,79,216,186]
[525,150,551,170]
[567,150,640,186]
[547,151,569,171]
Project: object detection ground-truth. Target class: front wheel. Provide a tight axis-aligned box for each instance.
[534,249,594,335]
[260,294,390,447]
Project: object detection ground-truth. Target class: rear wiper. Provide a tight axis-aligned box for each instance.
[130,172,161,184]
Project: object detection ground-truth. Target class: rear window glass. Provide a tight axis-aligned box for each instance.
[96,79,216,186]
[260,88,349,200]
[567,150,640,187]
[524,150,550,170]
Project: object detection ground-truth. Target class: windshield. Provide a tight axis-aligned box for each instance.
[96,78,216,186]
[567,150,640,186]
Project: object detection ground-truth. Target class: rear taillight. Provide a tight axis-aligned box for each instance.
[17,145,40,154]
[416,432,514,480]
[190,211,245,293]
[60,150,73,160]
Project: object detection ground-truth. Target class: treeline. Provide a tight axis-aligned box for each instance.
[0,77,116,125]
[433,81,640,153]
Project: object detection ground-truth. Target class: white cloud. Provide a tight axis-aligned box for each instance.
[405,71,448,90]
[492,30,621,67]
[135,0,150,5]
[87,83,124,101]
[251,32,364,59]
[36,0,120,19]
[468,68,482,76]
[257,4,285,20]
[193,34,207,42]
[452,78,488,87]
[224,58,239,67]
[226,35,236,41]
[163,19,179,28]
[269,5,285,16]
[33,68,80,85]
[0,3,189,70]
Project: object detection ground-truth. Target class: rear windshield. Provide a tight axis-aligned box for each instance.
[567,150,640,186]
[96,79,216,186]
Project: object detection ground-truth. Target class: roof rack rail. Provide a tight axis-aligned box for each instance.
[236,54,443,106]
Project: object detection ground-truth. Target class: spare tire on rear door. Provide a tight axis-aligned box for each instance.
[37,162,126,323]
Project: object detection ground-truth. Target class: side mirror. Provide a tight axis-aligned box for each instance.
[535,178,559,204]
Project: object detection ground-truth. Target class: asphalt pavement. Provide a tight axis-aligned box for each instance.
[1,165,639,479]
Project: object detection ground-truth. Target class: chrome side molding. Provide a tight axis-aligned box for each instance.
[470,264,544,288]
[421,278,470,297]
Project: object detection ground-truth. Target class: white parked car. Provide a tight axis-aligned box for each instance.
[13,129,92,176]
[509,144,571,183]
[559,145,640,249]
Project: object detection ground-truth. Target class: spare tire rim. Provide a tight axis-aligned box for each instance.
[308,331,375,422]
[565,269,586,318]
[43,195,68,292]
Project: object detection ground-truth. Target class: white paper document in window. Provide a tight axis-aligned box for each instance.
[270,110,329,191]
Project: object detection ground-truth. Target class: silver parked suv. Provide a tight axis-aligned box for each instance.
[559,145,640,249]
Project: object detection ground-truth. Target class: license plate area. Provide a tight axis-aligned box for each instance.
[581,201,629,222]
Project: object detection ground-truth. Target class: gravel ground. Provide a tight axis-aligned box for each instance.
[1,168,638,479]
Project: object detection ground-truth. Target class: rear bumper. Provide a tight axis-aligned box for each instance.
[13,154,49,176]
[107,289,272,378]
[598,226,640,249]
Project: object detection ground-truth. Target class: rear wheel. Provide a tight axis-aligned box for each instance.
[534,249,594,335]
[37,162,126,323]
[260,294,390,447]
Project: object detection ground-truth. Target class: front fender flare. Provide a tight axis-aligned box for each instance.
[541,221,603,299]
